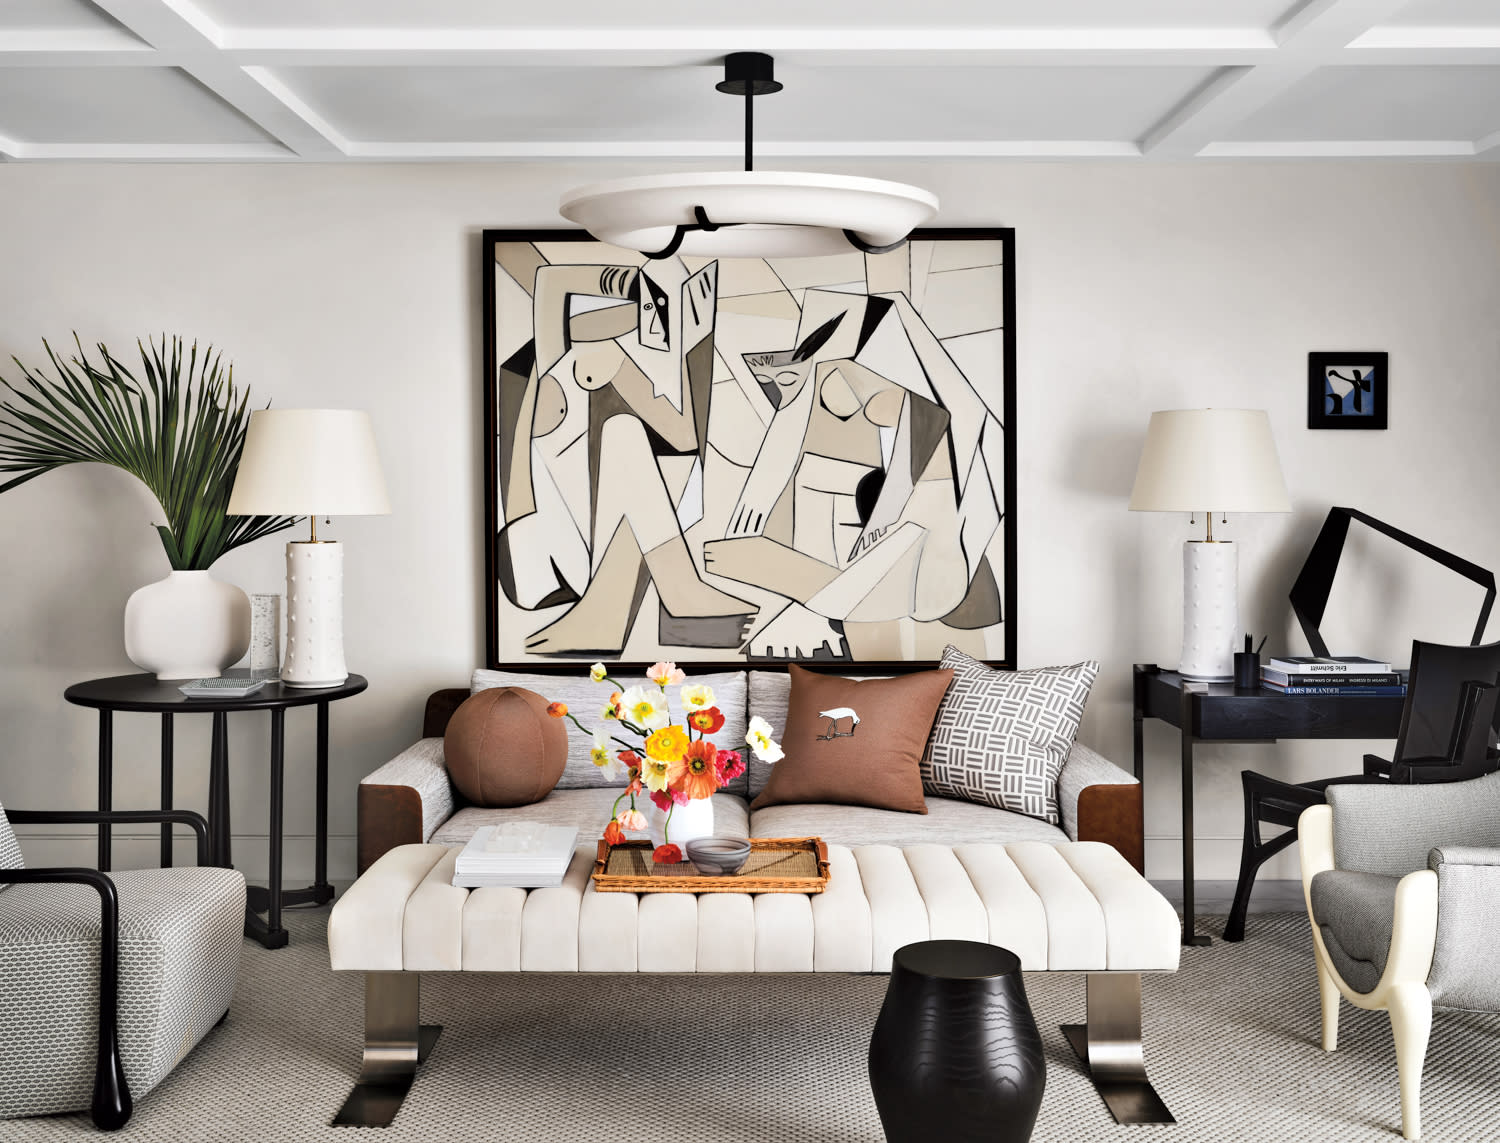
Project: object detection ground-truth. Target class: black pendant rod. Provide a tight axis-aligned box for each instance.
[745,83,754,172]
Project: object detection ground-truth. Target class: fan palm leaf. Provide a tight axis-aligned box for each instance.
[0,335,300,570]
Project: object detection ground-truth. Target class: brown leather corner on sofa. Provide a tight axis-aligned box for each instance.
[1076,783,1145,874]
[357,784,424,875]
[422,688,470,738]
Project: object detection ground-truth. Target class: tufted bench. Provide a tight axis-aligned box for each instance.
[328,839,1180,1127]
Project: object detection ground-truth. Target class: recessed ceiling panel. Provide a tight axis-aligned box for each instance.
[275,64,1214,143]
[0,68,276,143]
[0,0,129,31]
[1382,0,1500,26]
[198,0,1293,30]
[1225,65,1500,141]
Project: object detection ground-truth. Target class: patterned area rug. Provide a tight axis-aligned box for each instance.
[8,910,1500,1142]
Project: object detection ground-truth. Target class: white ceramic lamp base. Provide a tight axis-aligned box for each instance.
[283,541,347,688]
[1180,540,1237,682]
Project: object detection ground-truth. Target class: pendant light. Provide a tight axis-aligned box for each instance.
[559,53,938,259]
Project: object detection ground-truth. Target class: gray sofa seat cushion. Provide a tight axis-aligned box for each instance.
[430,788,751,847]
[472,669,750,794]
[749,795,1068,849]
[1311,868,1400,995]
[0,800,22,894]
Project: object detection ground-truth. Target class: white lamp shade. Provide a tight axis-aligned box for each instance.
[227,409,390,517]
[1128,408,1291,514]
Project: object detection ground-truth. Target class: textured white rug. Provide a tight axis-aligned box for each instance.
[7,909,1500,1142]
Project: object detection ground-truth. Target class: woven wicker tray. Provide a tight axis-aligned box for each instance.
[590,837,831,894]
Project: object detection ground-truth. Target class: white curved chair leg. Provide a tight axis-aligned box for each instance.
[1316,955,1340,1051]
[1388,982,1432,1141]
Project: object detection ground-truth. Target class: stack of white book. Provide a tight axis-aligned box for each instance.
[452,823,579,888]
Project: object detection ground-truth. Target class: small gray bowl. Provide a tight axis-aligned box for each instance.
[685,837,751,876]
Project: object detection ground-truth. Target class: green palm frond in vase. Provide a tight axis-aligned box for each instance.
[0,335,301,570]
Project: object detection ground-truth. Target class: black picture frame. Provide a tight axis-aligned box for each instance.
[1307,351,1388,430]
[480,227,1018,671]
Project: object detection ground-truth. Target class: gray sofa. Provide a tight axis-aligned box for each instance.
[357,667,1144,874]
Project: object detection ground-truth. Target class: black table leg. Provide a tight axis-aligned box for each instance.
[160,713,174,869]
[97,710,112,872]
[1180,730,1209,947]
[208,712,232,868]
[245,709,289,949]
[1132,666,1147,783]
[315,700,331,899]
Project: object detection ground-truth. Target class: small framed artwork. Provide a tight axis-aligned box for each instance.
[1307,351,1388,430]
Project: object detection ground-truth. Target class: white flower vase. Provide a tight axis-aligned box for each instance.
[123,569,251,680]
[645,796,715,855]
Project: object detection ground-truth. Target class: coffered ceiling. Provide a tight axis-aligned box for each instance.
[1,0,1497,161]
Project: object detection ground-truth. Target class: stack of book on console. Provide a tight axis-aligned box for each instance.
[452,823,578,888]
[1262,656,1406,697]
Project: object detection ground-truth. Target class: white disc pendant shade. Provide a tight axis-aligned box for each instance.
[227,409,389,689]
[1181,541,1238,681]
[560,171,939,259]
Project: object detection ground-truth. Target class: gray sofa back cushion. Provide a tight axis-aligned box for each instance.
[472,669,749,793]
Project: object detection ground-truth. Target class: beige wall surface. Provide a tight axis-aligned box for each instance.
[1,160,1496,882]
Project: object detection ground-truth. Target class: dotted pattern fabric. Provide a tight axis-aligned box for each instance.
[0,867,244,1119]
[0,801,24,893]
[8,910,1500,1141]
[924,648,1099,825]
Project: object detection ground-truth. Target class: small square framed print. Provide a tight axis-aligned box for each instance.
[1308,351,1388,430]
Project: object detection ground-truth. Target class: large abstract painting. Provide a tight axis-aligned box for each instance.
[483,229,1016,667]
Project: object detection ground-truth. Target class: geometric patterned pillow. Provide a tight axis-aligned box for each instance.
[921,646,1099,824]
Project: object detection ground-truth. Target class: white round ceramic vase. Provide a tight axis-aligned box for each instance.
[645,796,715,854]
[123,569,251,680]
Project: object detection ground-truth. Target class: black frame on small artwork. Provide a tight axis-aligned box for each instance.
[480,227,1018,671]
[1307,350,1388,430]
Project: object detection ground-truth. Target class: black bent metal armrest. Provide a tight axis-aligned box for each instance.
[6,808,211,867]
[0,807,212,1131]
[0,866,130,1130]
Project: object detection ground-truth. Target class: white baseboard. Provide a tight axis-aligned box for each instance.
[1144,836,1301,881]
[12,830,359,884]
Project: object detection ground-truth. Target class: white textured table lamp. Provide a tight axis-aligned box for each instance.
[227,410,389,688]
[1129,409,1291,681]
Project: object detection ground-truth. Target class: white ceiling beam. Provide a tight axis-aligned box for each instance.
[86,0,345,157]
[1141,0,1415,158]
[0,142,292,160]
[344,140,1142,160]
[1200,139,1475,157]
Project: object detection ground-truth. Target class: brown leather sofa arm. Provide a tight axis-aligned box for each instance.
[1076,783,1145,874]
[357,784,425,875]
[423,688,470,738]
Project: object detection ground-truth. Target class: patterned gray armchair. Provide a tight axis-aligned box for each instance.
[1299,771,1500,1141]
[0,799,245,1130]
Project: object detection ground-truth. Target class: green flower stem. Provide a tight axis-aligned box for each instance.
[562,712,594,738]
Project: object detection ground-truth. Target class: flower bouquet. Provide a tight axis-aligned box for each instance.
[548,661,784,864]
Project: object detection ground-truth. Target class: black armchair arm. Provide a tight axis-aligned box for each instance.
[6,808,210,867]
[0,867,130,1130]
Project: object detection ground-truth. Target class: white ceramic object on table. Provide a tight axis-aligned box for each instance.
[249,592,281,676]
[1180,540,1237,681]
[645,795,714,853]
[123,569,250,680]
[283,541,345,688]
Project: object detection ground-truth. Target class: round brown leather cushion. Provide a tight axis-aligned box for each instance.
[443,687,567,807]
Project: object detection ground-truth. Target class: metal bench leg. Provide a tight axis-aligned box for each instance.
[332,972,442,1128]
[1061,972,1175,1125]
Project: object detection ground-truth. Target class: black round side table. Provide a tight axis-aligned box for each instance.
[64,670,368,949]
[868,939,1046,1143]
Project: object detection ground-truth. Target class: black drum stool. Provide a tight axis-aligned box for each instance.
[868,940,1046,1143]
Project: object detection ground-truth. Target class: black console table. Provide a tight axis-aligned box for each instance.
[1132,664,1404,946]
[64,670,368,949]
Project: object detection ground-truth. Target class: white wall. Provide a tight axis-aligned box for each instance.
[1,160,1497,883]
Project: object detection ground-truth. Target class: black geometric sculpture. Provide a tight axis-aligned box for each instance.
[1289,506,1496,658]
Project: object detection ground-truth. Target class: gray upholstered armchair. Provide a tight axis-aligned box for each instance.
[0,799,245,1130]
[1299,771,1500,1140]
